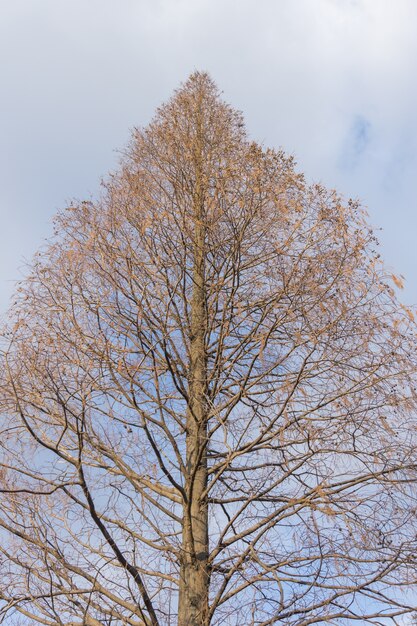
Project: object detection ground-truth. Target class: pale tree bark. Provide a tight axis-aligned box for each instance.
[178,94,210,625]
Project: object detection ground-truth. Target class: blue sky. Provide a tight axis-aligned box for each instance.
[1,0,417,310]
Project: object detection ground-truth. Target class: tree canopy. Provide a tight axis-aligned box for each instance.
[1,72,417,626]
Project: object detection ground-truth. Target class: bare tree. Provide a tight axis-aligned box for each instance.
[1,72,417,626]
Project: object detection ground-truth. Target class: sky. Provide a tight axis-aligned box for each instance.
[1,0,417,311]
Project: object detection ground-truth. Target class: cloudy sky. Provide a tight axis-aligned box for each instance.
[1,0,417,311]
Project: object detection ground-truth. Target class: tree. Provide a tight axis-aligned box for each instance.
[1,72,417,626]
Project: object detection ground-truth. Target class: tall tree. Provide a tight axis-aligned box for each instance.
[1,72,417,626]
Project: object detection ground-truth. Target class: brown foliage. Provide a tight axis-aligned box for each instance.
[1,73,417,625]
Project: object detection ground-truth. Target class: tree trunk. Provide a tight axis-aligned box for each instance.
[178,112,209,626]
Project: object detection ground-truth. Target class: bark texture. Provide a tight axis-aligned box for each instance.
[178,101,210,625]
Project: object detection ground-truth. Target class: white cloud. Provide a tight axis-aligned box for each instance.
[0,0,417,305]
